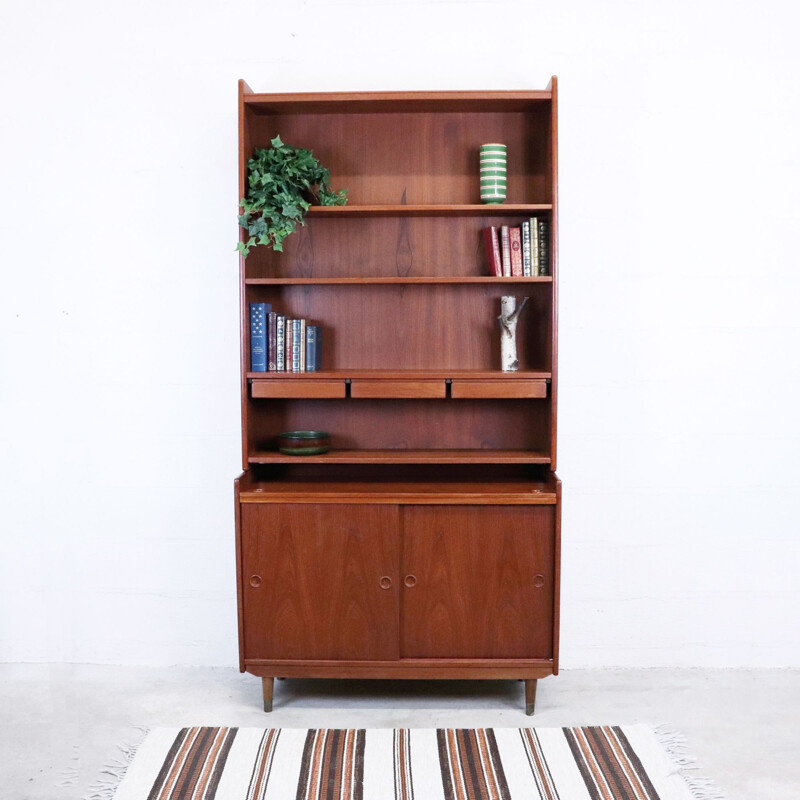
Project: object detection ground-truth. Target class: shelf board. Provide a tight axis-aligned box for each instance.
[303,204,552,218]
[239,478,558,505]
[243,90,552,115]
[247,369,551,380]
[245,276,552,285]
[248,449,551,465]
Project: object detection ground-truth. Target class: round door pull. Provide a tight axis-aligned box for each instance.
[404,574,417,588]
[249,574,263,588]
[533,574,545,588]
[379,576,392,590]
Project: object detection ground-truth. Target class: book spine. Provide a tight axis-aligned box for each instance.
[530,216,540,277]
[276,316,285,371]
[521,220,531,277]
[267,311,277,371]
[285,319,292,372]
[314,326,323,371]
[249,302,267,372]
[291,319,302,373]
[538,219,550,276]
[299,319,306,372]
[509,226,523,277]
[482,226,503,277]
[305,325,317,372]
[500,225,511,277]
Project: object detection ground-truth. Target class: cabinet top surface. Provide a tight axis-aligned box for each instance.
[241,83,556,114]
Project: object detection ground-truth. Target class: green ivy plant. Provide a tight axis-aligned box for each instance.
[237,135,347,256]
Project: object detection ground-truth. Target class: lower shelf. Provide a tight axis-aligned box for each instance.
[248,449,551,465]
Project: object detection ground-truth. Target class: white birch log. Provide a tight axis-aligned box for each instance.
[498,295,528,372]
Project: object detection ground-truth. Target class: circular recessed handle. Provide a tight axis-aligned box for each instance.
[249,574,263,588]
[379,576,393,590]
[404,574,417,588]
[533,574,545,588]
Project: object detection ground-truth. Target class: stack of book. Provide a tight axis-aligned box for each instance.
[483,219,550,277]
[249,303,323,373]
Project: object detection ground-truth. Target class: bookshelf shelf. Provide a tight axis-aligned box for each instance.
[235,81,561,715]
[305,204,553,218]
[248,449,552,465]
[245,276,554,285]
[247,369,552,380]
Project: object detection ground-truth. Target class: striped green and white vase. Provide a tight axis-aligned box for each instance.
[480,143,507,204]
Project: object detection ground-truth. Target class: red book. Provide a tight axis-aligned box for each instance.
[509,226,523,276]
[482,227,503,277]
[500,226,512,277]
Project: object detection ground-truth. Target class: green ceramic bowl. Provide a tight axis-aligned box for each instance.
[277,430,331,456]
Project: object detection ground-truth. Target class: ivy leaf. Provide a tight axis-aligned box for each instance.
[270,135,284,149]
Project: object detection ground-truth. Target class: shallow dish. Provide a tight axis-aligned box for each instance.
[277,430,331,456]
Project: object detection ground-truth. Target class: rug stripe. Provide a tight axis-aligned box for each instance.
[610,727,662,800]
[146,728,190,800]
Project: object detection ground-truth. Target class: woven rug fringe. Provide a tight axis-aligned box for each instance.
[655,724,726,800]
[82,726,149,800]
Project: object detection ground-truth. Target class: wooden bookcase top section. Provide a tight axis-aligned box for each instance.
[238,80,559,471]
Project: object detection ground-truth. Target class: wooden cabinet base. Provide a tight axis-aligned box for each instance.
[254,670,550,714]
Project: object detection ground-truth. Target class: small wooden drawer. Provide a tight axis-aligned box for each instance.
[350,380,446,399]
[451,379,548,399]
[251,380,346,399]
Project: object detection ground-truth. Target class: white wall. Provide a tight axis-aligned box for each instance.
[1,0,799,668]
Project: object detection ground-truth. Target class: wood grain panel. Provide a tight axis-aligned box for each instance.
[248,398,551,452]
[245,215,554,281]
[451,380,548,399]
[246,109,551,206]
[401,506,555,659]
[350,380,445,399]
[244,284,551,372]
[251,380,346,398]
[242,504,399,660]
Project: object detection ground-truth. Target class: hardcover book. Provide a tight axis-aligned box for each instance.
[299,320,306,372]
[267,311,277,371]
[539,219,550,276]
[285,319,293,372]
[509,226,523,277]
[521,221,532,277]
[291,319,302,373]
[306,326,317,372]
[249,302,270,372]
[276,315,285,372]
[530,216,540,277]
[482,227,503,277]
[500,226,512,277]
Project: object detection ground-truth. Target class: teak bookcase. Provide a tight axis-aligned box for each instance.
[234,79,561,714]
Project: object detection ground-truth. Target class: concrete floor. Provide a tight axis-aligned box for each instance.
[1,665,798,799]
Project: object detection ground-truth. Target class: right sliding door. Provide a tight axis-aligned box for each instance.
[401,505,555,659]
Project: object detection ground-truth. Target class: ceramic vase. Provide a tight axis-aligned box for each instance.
[480,143,507,204]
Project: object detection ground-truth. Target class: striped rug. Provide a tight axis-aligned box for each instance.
[110,725,707,800]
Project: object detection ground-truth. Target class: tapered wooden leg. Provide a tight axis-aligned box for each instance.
[262,677,274,712]
[525,679,537,716]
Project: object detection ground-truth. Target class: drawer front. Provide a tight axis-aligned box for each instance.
[350,380,446,399]
[451,379,547,399]
[251,380,346,399]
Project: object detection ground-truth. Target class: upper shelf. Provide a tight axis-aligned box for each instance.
[245,276,553,285]
[243,90,552,115]
[302,204,553,218]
